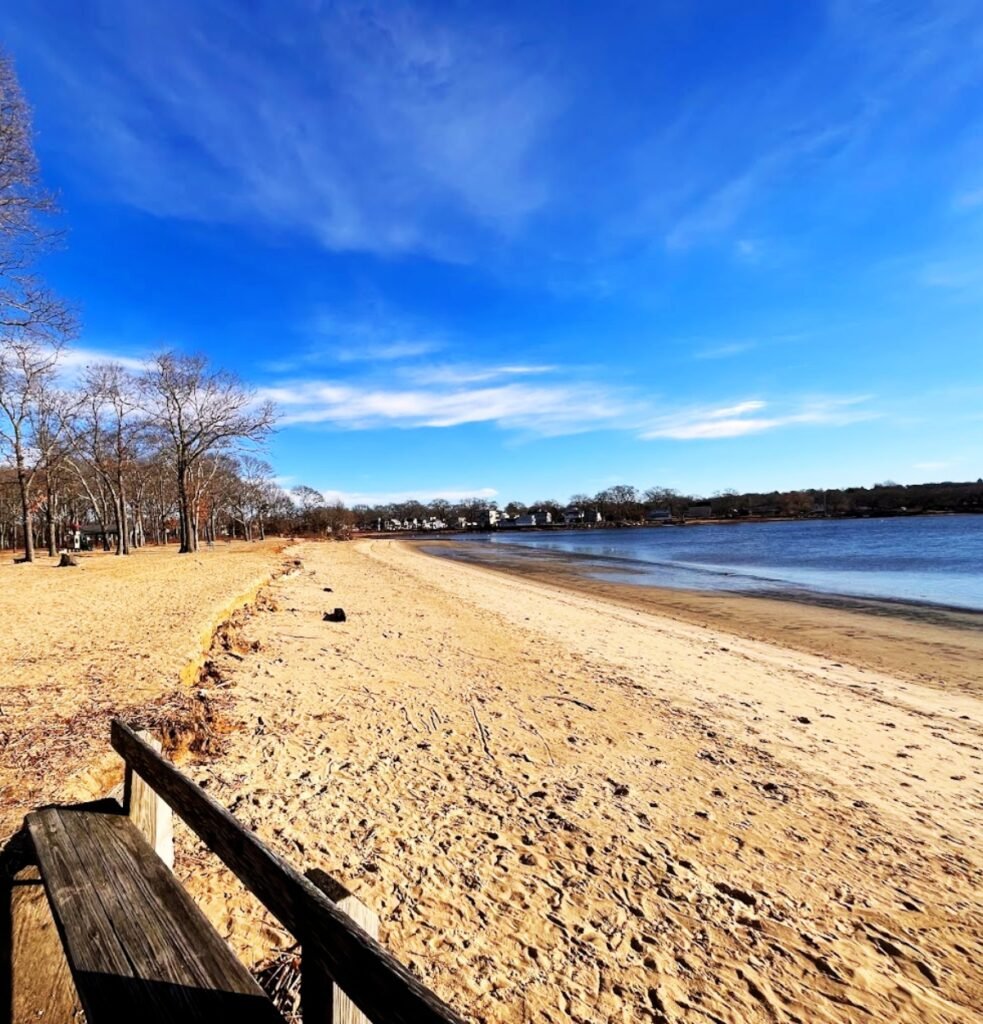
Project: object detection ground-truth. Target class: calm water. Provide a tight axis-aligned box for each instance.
[444,516,983,611]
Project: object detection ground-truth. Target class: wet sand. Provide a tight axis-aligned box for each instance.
[178,539,982,1024]
[417,538,983,697]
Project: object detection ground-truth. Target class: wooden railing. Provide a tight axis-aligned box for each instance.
[112,719,465,1024]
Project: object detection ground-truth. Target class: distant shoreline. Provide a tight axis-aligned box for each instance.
[359,507,981,540]
[409,536,983,695]
[415,533,983,619]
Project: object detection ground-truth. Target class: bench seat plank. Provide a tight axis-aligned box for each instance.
[26,807,285,1024]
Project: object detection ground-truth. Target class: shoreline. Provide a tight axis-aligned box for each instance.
[361,508,982,540]
[414,538,983,695]
[420,535,983,616]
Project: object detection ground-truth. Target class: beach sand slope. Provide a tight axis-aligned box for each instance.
[183,539,982,1024]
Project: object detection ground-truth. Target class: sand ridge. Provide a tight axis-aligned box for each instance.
[177,539,982,1023]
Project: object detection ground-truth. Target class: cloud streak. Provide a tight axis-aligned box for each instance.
[14,2,558,260]
[260,377,632,435]
[641,397,876,440]
[316,486,498,507]
[58,348,147,372]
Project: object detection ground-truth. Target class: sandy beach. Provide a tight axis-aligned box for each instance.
[0,541,288,838]
[155,538,982,1023]
[1,537,980,1021]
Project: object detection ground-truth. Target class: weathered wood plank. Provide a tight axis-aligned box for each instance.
[8,865,80,1024]
[111,718,466,1024]
[304,869,381,1024]
[27,807,284,1024]
[124,730,174,869]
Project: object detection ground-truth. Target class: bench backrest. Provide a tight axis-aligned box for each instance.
[111,719,465,1024]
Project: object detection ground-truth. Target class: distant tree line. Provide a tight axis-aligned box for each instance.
[316,478,982,534]
[0,350,278,557]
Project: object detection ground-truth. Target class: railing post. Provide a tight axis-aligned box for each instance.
[122,730,174,869]
[303,869,380,1024]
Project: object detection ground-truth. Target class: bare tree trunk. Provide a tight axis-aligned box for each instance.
[177,462,195,553]
[112,496,123,556]
[116,470,130,555]
[46,487,56,557]
[15,452,34,563]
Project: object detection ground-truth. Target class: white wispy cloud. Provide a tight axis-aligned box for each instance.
[953,186,983,210]
[692,341,758,361]
[316,486,497,507]
[334,339,442,363]
[641,397,875,440]
[58,347,148,372]
[405,364,557,385]
[648,2,983,254]
[10,0,980,273]
[263,309,446,371]
[259,377,632,435]
[919,260,983,291]
[15,2,558,260]
[663,121,856,251]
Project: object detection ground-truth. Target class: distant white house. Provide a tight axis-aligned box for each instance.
[563,507,585,524]
[477,508,500,527]
[514,513,538,527]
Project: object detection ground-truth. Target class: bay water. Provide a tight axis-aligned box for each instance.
[444,515,983,611]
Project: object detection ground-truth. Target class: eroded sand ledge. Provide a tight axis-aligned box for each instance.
[179,539,981,1024]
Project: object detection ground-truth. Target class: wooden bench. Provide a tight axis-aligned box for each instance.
[15,719,465,1024]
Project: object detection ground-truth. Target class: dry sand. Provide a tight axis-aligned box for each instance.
[0,540,288,838]
[168,539,982,1024]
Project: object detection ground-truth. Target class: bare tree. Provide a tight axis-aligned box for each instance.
[291,484,326,535]
[0,52,75,561]
[0,338,62,560]
[70,363,145,555]
[32,379,76,555]
[236,455,275,540]
[0,51,60,281]
[139,352,275,553]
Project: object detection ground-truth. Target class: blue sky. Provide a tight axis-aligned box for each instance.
[5,1,982,504]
